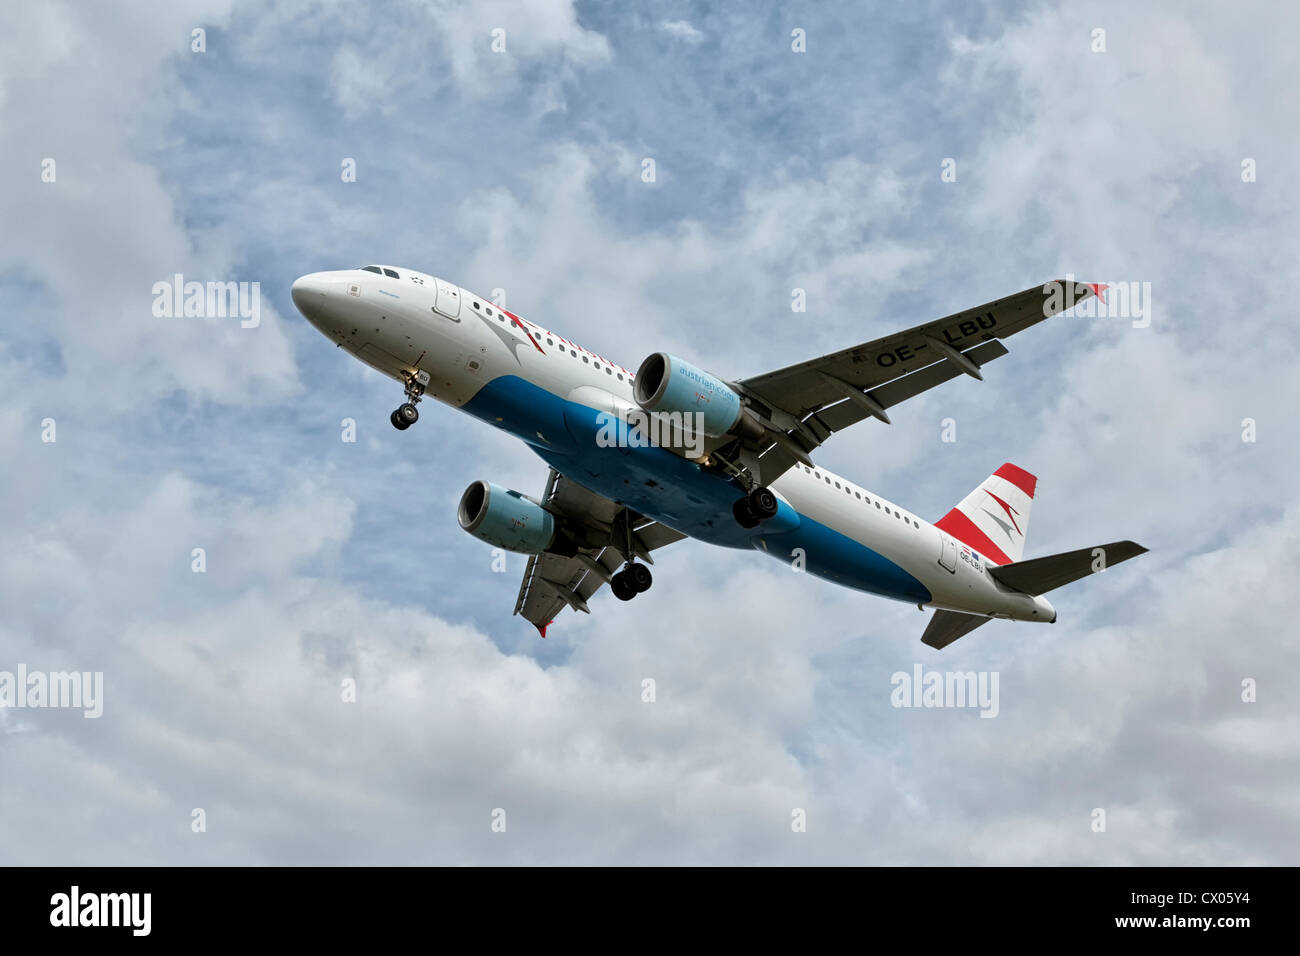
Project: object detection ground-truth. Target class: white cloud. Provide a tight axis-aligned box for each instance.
[659,19,704,44]
[0,0,298,415]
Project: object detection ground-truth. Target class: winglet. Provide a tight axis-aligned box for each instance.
[1086,283,1108,305]
[536,621,551,639]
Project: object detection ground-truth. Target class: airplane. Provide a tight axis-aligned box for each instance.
[291,266,1146,648]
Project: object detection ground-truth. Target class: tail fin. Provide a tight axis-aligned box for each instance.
[935,463,1036,565]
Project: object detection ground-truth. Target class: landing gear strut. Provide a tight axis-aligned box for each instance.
[611,562,653,601]
[733,486,778,529]
[391,370,428,431]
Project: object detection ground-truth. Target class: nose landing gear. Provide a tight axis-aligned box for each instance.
[390,369,430,431]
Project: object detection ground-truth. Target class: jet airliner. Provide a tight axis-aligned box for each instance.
[291,266,1145,647]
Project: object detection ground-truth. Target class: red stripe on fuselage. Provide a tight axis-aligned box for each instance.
[935,509,1012,565]
[993,462,1037,499]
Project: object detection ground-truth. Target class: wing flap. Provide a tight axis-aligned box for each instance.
[812,339,1009,435]
[512,469,687,633]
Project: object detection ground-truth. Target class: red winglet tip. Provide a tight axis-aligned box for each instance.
[1086,282,1108,304]
[536,622,551,639]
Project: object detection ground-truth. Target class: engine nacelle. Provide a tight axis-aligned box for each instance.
[457,480,557,554]
[634,352,760,439]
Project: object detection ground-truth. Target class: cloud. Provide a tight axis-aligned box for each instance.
[317,0,611,115]
[0,0,300,418]
[659,19,704,44]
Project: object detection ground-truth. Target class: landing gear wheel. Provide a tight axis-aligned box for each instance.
[732,497,760,529]
[747,486,778,521]
[392,370,426,431]
[626,563,653,593]
[610,572,637,601]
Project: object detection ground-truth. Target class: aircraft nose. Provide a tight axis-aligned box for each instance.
[291,272,329,312]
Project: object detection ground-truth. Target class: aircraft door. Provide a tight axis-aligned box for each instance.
[938,532,958,572]
[434,280,462,319]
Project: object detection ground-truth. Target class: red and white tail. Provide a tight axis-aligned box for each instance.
[935,463,1037,565]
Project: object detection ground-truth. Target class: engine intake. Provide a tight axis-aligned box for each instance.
[457,480,558,554]
[633,352,762,440]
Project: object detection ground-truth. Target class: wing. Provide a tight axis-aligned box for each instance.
[729,280,1103,483]
[513,468,687,635]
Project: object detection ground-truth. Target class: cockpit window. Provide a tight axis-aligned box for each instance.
[383,268,399,279]
[361,265,382,274]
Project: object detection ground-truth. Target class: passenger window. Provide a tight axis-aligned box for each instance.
[486,307,493,315]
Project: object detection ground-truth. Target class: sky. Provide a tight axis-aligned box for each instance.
[0,0,1296,864]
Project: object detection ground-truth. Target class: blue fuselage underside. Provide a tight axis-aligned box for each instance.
[461,375,931,605]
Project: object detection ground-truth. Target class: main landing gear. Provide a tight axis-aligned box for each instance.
[390,370,428,431]
[610,562,653,601]
[732,486,778,529]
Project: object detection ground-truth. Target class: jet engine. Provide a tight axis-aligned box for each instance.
[633,352,764,440]
[457,480,558,554]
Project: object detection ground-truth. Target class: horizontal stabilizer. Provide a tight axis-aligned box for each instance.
[921,609,992,649]
[988,540,1148,596]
